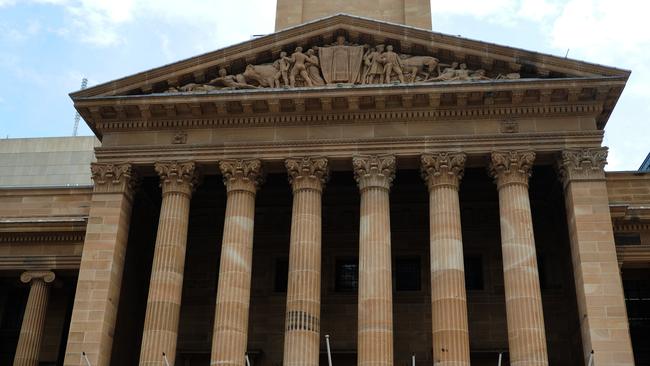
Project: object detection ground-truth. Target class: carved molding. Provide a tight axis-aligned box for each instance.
[285,157,329,192]
[353,155,396,191]
[0,255,81,271]
[219,159,264,193]
[154,161,199,196]
[90,163,137,195]
[20,271,55,284]
[489,150,536,188]
[0,231,85,244]
[558,147,608,186]
[421,152,467,190]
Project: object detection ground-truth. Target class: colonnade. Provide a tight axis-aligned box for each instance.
[29,148,622,365]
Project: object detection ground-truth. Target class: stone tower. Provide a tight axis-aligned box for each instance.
[275,0,432,30]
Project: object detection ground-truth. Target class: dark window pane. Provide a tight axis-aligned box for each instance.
[464,255,484,290]
[335,258,358,292]
[274,258,289,293]
[394,256,421,291]
[615,233,642,246]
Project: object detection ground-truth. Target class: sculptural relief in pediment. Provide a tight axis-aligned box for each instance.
[163,35,525,94]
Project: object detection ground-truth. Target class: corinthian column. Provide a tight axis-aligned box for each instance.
[282,157,329,366]
[558,148,634,365]
[489,151,548,366]
[421,153,470,366]
[211,159,263,366]
[353,155,396,366]
[13,271,55,366]
[139,162,198,366]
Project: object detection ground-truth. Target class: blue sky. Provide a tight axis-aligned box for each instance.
[0,0,648,170]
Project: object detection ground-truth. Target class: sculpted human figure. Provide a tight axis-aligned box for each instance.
[289,47,313,87]
[366,44,385,84]
[305,48,325,86]
[381,45,405,83]
[429,61,459,81]
[273,51,291,87]
[469,69,491,80]
[209,68,257,89]
[450,63,471,81]
[360,45,373,84]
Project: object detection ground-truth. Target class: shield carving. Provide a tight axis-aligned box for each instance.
[319,45,364,84]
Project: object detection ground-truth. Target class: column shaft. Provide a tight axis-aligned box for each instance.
[282,157,328,366]
[211,159,262,366]
[490,151,548,366]
[422,153,470,365]
[353,155,395,366]
[13,271,55,366]
[139,162,197,366]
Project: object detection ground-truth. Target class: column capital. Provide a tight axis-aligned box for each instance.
[219,159,264,193]
[353,155,396,191]
[489,150,535,189]
[557,147,608,186]
[91,162,137,196]
[20,271,55,284]
[285,157,329,192]
[155,161,199,196]
[421,152,466,190]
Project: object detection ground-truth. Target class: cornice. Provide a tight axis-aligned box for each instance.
[0,217,87,234]
[0,255,82,270]
[0,231,86,244]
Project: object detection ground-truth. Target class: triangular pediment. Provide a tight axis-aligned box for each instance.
[72,14,628,99]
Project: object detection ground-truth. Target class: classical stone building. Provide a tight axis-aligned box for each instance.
[1,1,649,365]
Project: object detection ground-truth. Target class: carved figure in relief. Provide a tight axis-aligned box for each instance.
[289,47,313,87]
[428,61,459,81]
[360,45,373,84]
[366,44,385,84]
[273,51,291,87]
[496,72,521,80]
[209,68,257,89]
[449,63,471,80]
[468,69,491,80]
[401,55,440,83]
[381,45,405,83]
[305,48,325,86]
[243,64,280,88]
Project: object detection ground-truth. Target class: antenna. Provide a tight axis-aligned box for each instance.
[72,77,88,136]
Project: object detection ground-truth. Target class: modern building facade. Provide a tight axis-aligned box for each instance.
[1,1,649,365]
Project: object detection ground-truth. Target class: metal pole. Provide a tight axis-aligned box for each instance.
[245,354,251,366]
[82,352,92,366]
[497,352,503,366]
[325,334,333,366]
[163,352,170,366]
[411,354,415,366]
[588,350,594,366]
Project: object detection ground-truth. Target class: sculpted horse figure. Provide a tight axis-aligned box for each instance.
[400,56,440,83]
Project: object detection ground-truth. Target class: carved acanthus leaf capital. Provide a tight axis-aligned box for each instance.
[558,147,608,185]
[353,155,396,190]
[20,271,55,284]
[421,152,467,190]
[91,163,137,194]
[285,157,329,191]
[489,151,536,188]
[155,161,199,196]
[219,159,264,192]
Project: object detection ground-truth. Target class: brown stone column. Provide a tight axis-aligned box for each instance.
[139,162,198,366]
[64,163,136,366]
[211,159,263,366]
[13,271,56,366]
[282,157,329,366]
[353,155,396,366]
[489,151,548,366]
[421,153,470,365]
[558,148,634,365]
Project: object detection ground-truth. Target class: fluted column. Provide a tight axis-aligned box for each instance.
[353,155,396,366]
[139,162,198,366]
[13,271,56,366]
[421,153,470,366]
[558,148,634,365]
[211,159,263,366]
[489,151,548,366]
[282,157,329,366]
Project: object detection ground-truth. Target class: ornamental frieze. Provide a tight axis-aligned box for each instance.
[164,36,521,94]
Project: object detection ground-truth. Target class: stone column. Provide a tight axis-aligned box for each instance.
[13,271,56,366]
[64,163,136,366]
[353,155,396,366]
[558,148,634,365]
[489,151,548,366]
[139,162,198,366]
[282,157,329,366]
[421,153,470,366]
[211,159,263,366]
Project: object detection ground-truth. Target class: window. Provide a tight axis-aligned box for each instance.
[335,258,358,292]
[464,255,484,290]
[274,258,289,293]
[394,256,421,291]
[615,233,642,246]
